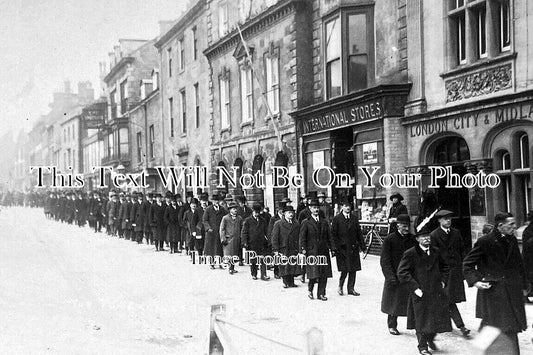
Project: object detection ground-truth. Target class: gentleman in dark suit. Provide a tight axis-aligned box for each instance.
[463,212,527,354]
[130,192,145,244]
[388,193,408,233]
[143,193,154,244]
[202,194,226,268]
[150,193,166,251]
[331,200,365,296]
[522,211,533,297]
[380,214,417,335]
[398,226,451,355]
[430,209,470,337]
[271,205,302,287]
[299,199,333,301]
[242,202,270,280]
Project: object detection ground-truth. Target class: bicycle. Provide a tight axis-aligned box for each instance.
[361,221,389,259]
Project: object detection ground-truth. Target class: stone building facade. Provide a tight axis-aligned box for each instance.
[204,0,313,210]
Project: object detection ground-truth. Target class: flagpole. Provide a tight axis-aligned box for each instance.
[236,24,283,152]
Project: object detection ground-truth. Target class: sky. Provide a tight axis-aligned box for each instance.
[0,0,188,138]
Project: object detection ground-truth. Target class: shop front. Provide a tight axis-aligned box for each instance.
[403,90,533,246]
[292,84,411,243]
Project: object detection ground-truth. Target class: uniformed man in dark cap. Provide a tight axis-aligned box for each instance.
[380,214,417,335]
[388,193,408,233]
[398,225,451,355]
[430,209,470,338]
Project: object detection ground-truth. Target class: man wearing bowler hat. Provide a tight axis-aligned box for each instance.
[220,201,243,274]
[272,204,302,287]
[430,209,470,337]
[203,193,226,268]
[331,199,366,296]
[150,193,166,251]
[380,214,417,335]
[388,193,408,233]
[398,225,451,355]
[300,198,333,301]
[242,202,270,280]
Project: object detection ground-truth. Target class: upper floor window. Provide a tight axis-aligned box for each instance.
[149,125,155,159]
[265,52,280,115]
[180,89,187,134]
[178,38,185,71]
[324,7,374,99]
[447,0,512,68]
[167,47,173,77]
[218,3,228,38]
[194,83,200,128]
[169,97,174,138]
[219,72,230,129]
[136,132,142,163]
[192,26,198,61]
[240,64,253,123]
[119,80,128,114]
[110,89,117,119]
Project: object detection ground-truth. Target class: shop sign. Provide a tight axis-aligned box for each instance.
[301,100,383,135]
[409,99,533,138]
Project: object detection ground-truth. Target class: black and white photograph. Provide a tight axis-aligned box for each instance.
[2,0,533,354]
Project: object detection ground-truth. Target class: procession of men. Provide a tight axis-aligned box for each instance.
[24,189,533,354]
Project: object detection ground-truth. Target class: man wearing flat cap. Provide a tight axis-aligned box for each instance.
[203,193,227,268]
[430,210,470,338]
[388,193,408,233]
[300,198,333,301]
[331,200,365,296]
[380,214,417,336]
[398,225,451,355]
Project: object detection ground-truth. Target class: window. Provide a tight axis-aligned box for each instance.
[118,128,128,158]
[149,125,155,159]
[194,83,200,128]
[265,55,279,115]
[169,97,174,137]
[324,8,374,99]
[152,69,159,90]
[178,38,184,71]
[119,80,128,114]
[447,0,511,68]
[108,133,114,158]
[520,134,529,168]
[218,3,228,37]
[136,132,142,163]
[167,47,172,77]
[192,26,198,61]
[240,65,253,122]
[180,89,187,134]
[219,75,230,129]
[110,89,117,119]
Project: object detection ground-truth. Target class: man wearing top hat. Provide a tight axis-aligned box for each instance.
[242,202,270,281]
[143,193,154,245]
[150,192,166,251]
[272,204,302,287]
[220,201,243,274]
[331,200,366,296]
[463,212,527,354]
[380,214,418,336]
[397,224,451,355]
[300,198,333,301]
[203,193,226,269]
[163,191,173,248]
[130,192,144,244]
[75,192,88,228]
[388,193,408,233]
[164,192,182,253]
[89,191,104,233]
[184,198,203,259]
[430,209,470,338]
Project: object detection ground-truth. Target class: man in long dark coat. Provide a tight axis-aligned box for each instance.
[107,193,119,236]
[398,226,451,355]
[150,193,166,251]
[164,194,182,253]
[268,201,287,279]
[463,212,527,354]
[430,209,470,337]
[130,192,145,244]
[75,192,88,227]
[184,198,204,258]
[388,192,408,233]
[121,193,133,241]
[299,199,333,301]
[89,192,104,233]
[522,211,533,299]
[202,194,226,268]
[331,200,365,296]
[272,205,302,287]
[220,202,243,274]
[65,193,76,224]
[142,193,154,244]
[242,202,270,280]
[380,214,417,335]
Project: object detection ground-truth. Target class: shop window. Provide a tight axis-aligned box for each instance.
[324,6,374,99]
[447,0,512,68]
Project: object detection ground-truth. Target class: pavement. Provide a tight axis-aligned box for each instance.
[1,206,533,354]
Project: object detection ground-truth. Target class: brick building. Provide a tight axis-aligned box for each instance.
[291,0,411,222]
[155,0,212,196]
[204,0,313,210]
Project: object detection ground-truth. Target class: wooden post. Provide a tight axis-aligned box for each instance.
[209,304,226,355]
[305,327,324,355]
